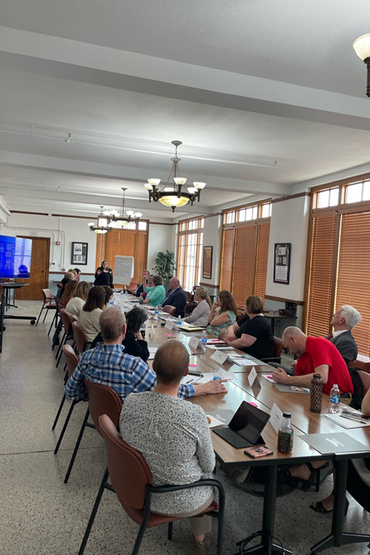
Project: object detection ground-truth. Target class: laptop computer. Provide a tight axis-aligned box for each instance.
[212,401,270,449]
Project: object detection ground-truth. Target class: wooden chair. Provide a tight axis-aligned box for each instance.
[78,414,225,555]
[36,288,57,326]
[184,291,192,303]
[127,281,138,293]
[71,321,91,356]
[53,345,81,454]
[64,380,122,484]
[260,336,284,364]
[350,359,370,373]
[162,305,176,316]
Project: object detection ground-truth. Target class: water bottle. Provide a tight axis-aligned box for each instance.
[329,383,341,413]
[154,306,159,325]
[176,316,182,332]
[120,288,124,295]
[278,412,294,454]
[310,373,323,413]
[200,330,207,354]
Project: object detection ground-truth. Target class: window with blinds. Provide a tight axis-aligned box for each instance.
[220,202,271,308]
[304,175,370,355]
[95,222,149,284]
[177,216,204,291]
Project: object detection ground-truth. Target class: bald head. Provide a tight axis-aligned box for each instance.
[65,272,74,280]
[99,307,126,343]
[169,277,180,289]
[153,341,189,385]
[282,326,307,357]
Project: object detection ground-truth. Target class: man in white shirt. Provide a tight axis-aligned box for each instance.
[328,305,361,366]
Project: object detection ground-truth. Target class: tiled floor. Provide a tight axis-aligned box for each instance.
[1,301,370,555]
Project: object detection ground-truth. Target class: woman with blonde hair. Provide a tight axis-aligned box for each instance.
[224,295,274,359]
[65,281,91,318]
[207,290,238,336]
[184,286,211,327]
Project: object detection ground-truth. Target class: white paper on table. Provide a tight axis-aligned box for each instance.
[206,415,225,428]
[196,374,216,384]
[210,350,228,365]
[230,358,257,367]
[207,345,234,351]
[148,347,158,360]
[180,375,202,386]
[323,412,370,429]
[262,374,277,383]
[248,367,258,386]
[269,403,283,433]
[213,368,235,380]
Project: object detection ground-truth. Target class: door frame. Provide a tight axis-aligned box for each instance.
[17,235,50,290]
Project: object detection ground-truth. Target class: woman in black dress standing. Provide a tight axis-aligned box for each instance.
[94,260,114,288]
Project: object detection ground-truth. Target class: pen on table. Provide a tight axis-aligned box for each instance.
[340,414,369,425]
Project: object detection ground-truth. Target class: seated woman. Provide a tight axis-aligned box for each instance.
[207,290,237,337]
[142,274,166,307]
[91,306,149,362]
[78,286,105,343]
[59,280,78,308]
[120,341,215,554]
[224,295,274,359]
[102,285,114,307]
[184,286,211,327]
[65,281,91,318]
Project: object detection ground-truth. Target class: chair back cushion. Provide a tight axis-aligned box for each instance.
[62,344,79,378]
[163,305,176,316]
[99,414,152,510]
[274,336,283,358]
[84,379,122,435]
[42,288,53,302]
[72,321,88,353]
[357,370,370,397]
[59,308,71,331]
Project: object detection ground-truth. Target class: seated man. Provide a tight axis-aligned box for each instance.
[160,276,186,317]
[65,306,227,403]
[328,305,361,366]
[120,341,215,554]
[135,269,150,297]
[272,326,354,396]
[56,271,75,298]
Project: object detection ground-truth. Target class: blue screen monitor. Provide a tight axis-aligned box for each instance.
[0,235,32,279]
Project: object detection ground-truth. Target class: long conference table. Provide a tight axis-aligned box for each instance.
[114,294,370,555]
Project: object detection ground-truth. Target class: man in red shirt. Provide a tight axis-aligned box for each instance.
[272,326,354,395]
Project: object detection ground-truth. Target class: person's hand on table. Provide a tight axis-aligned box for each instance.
[272,367,290,384]
[193,379,228,396]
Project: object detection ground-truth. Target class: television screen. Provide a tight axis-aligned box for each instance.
[0,235,32,279]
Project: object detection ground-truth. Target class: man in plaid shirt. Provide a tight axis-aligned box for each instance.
[65,306,227,403]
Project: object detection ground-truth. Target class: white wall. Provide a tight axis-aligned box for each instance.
[201,214,222,297]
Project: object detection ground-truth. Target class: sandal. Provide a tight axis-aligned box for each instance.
[279,463,317,492]
[310,492,349,516]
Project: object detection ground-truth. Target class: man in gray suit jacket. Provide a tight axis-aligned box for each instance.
[329,305,362,366]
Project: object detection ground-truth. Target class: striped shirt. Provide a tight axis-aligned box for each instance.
[65,343,194,402]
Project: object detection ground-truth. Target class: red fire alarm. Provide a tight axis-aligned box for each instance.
[56,241,61,246]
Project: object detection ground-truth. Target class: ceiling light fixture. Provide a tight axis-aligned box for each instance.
[353,33,370,97]
[104,188,142,228]
[144,141,206,212]
[88,206,112,234]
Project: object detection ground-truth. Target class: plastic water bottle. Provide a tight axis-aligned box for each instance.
[176,316,182,332]
[154,306,159,324]
[329,383,341,413]
[200,331,207,354]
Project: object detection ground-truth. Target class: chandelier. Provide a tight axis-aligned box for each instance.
[88,206,112,234]
[144,140,206,212]
[104,188,142,228]
[353,34,370,97]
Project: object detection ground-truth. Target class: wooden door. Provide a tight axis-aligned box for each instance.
[16,237,50,300]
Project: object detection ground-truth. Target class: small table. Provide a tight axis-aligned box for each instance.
[263,310,297,335]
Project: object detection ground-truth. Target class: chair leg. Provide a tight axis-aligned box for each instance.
[48,310,58,336]
[36,303,45,326]
[216,490,225,555]
[78,468,109,555]
[132,504,152,555]
[42,305,50,323]
[56,334,68,367]
[55,330,66,360]
[54,399,79,455]
[167,521,173,541]
[52,394,66,431]
[64,407,90,483]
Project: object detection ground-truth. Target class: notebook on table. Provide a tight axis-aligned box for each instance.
[212,401,270,449]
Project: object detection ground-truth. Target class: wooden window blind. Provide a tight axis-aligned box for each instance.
[305,214,337,337]
[336,212,370,355]
[219,228,234,291]
[95,226,148,284]
[231,225,257,307]
[254,222,270,304]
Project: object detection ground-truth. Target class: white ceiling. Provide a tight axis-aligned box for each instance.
[0,1,370,221]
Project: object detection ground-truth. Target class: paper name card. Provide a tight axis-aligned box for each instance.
[189,336,201,349]
[269,403,283,434]
[165,320,175,330]
[248,366,258,386]
[210,350,229,365]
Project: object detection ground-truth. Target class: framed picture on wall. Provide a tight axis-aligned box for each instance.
[71,242,88,265]
[202,246,213,279]
[273,243,291,284]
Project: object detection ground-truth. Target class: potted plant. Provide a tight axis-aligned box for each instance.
[153,250,176,287]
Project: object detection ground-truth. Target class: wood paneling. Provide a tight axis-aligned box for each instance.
[231,224,257,307]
